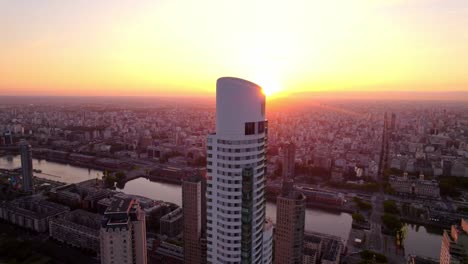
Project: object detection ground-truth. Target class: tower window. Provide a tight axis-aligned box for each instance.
[258,121,265,134]
[261,101,266,116]
[245,122,255,135]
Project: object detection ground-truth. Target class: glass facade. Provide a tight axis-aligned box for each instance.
[241,167,254,264]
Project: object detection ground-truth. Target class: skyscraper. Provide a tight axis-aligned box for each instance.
[182,175,206,264]
[390,113,396,130]
[20,140,33,192]
[282,142,296,179]
[100,197,147,264]
[274,180,306,264]
[206,77,272,263]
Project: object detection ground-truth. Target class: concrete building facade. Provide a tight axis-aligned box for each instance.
[0,197,69,232]
[440,218,468,264]
[389,173,440,198]
[182,176,205,264]
[282,142,296,179]
[20,140,33,192]
[274,180,306,264]
[100,197,147,264]
[49,209,101,253]
[160,207,183,237]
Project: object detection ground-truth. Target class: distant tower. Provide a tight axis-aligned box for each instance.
[175,127,182,146]
[275,179,306,264]
[100,198,147,264]
[3,131,13,145]
[182,174,206,264]
[391,113,396,130]
[282,142,296,179]
[20,140,33,192]
[206,77,272,263]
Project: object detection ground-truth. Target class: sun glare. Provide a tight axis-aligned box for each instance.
[260,80,282,97]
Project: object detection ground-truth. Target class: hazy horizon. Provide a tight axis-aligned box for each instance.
[0,90,467,101]
[1,90,468,109]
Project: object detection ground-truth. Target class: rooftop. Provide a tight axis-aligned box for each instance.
[105,197,133,214]
[322,239,341,261]
[0,197,69,219]
[52,209,101,231]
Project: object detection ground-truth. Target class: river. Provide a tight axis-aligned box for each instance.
[118,177,353,241]
[0,155,443,259]
[0,155,102,183]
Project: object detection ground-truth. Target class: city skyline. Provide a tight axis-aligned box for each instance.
[1,0,468,98]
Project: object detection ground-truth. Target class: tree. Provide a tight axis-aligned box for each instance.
[115,171,126,183]
[381,213,403,233]
[352,212,366,223]
[353,197,372,211]
[382,181,395,194]
[360,250,373,260]
[375,254,388,263]
[360,250,388,263]
[103,174,116,188]
[383,200,400,215]
[439,180,461,197]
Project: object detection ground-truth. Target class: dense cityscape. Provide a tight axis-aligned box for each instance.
[0,79,467,264]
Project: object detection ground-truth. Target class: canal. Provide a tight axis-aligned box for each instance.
[0,155,442,259]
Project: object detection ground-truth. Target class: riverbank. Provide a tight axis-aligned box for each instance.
[0,153,108,171]
[32,153,118,172]
[401,217,451,229]
[265,194,354,213]
[0,155,103,184]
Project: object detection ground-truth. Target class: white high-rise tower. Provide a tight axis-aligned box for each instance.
[206,77,273,264]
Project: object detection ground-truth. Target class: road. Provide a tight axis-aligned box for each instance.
[368,193,384,251]
[366,192,406,263]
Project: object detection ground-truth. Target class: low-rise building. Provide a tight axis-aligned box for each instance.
[302,232,343,264]
[300,187,345,206]
[0,197,69,232]
[49,209,101,253]
[151,239,184,264]
[389,173,440,199]
[160,207,183,237]
[49,180,113,210]
[303,234,322,264]
[321,239,342,264]
[330,167,344,183]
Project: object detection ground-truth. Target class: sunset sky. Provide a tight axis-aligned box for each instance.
[1,0,467,97]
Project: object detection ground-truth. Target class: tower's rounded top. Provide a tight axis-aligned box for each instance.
[215,77,266,136]
[217,77,262,90]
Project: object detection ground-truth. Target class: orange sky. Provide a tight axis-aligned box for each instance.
[1,0,467,97]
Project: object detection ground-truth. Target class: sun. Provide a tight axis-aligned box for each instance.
[260,80,282,97]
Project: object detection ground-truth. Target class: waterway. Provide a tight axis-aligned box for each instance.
[0,155,102,184]
[118,177,353,241]
[118,177,443,259]
[0,156,443,259]
[403,224,443,260]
